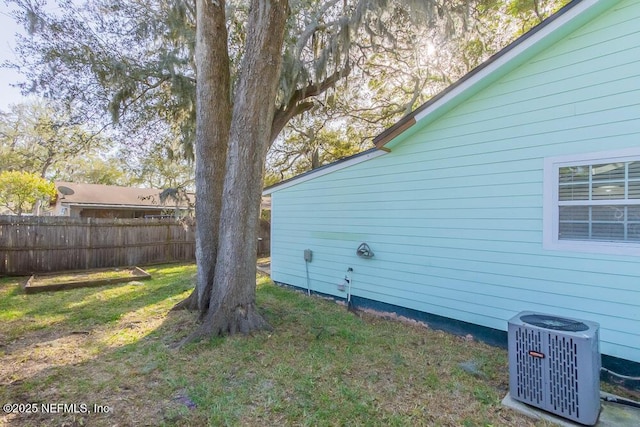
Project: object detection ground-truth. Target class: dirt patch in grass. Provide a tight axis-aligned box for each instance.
[24,267,151,293]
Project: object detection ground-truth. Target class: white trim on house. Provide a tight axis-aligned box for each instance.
[543,147,640,256]
[262,149,388,195]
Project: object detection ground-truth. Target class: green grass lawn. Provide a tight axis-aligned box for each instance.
[0,264,572,426]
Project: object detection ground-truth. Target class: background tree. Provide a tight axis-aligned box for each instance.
[0,170,56,215]
[52,153,129,186]
[7,0,198,192]
[117,138,195,190]
[266,114,365,183]
[8,0,197,157]
[0,100,194,188]
[0,101,107,178]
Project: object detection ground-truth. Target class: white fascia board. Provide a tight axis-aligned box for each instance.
[262,149,388,195]
[412,0,603,126]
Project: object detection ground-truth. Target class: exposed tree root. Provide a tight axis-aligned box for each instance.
[177,302,272,347]
[170,290,199,311]
[170,287,213,316]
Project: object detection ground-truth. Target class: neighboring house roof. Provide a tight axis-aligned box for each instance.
[55,182,272,211]
[54,182,194,209]
[263,0,620,195]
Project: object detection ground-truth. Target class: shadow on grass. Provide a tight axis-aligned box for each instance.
[0,276,29,298]
[1,313,196,426]
[0,264,196,353]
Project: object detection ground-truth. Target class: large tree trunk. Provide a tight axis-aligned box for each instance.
[173,0,231,313]
[185,0,289,340]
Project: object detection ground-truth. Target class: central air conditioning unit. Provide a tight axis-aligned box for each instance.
[508,311,601,425]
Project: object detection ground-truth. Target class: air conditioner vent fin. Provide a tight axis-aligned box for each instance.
[548,334,580,418]
[514,327,544,404]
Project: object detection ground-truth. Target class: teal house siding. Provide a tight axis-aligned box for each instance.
[267,0,640,365]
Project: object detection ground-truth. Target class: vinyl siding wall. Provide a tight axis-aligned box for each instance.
[270,0,640,363]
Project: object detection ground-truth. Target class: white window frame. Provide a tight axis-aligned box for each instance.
[543,147,640,256]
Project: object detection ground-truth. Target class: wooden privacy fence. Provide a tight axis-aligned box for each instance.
[0,216,271,275]
[0,216,196,275]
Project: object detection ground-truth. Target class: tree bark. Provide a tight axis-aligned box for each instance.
[185,0,289,340]
[173,0,231,313]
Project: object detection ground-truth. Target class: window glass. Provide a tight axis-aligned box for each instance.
[591,163,625,181]
[559,206,589,221]
[592,183,625,200]
[628,162,640,179]
[591,206,623,222]
[559,223,589,240]
[592,223,625,241]
[559,166,588,183]
[628,181,640,199]
[559,184,589,201]
[628,224,640,241]
[628,206,640,221]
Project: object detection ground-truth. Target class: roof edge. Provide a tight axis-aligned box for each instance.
[263,148,387,195]
[374,117,416,149]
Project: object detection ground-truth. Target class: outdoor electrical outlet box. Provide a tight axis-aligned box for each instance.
[303,249,312,262]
